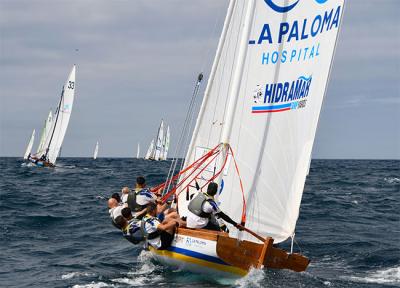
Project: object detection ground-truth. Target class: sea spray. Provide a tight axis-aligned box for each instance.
[235,267,265,288]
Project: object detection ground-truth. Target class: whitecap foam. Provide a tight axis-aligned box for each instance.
[111,277,146,286]
[121,250,164,285]
[346,266,400,285]
[127,262,156,276]
[234,267,265,288]
[71,281,113,288]
[384,177,400,184]
[112,275,163,286]
[127,250,157,276]
[61,271,96,280]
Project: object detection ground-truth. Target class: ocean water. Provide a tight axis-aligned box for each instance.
[0,158,399,288]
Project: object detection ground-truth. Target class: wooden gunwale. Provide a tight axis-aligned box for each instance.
[175,227,310,273]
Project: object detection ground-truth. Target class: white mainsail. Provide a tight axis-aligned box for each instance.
[93,141,99,160]
[161,125,170,160]
[40,65,76,165]
[36,110,53,154]
[136,143,140,158]
[154,120,165,161]
[178,0,344,244]
[23,129,36,160]
[145,139,154,160]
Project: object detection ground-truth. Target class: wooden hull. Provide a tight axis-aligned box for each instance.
[149,228,309,277]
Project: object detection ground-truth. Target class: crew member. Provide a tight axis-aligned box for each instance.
[108,197,124,228]
[187,182,243,231]
[117,207,144,244]
[127,176,158,218]
[141,202,182,250]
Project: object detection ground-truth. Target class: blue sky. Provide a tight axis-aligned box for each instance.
[0,0,399,159]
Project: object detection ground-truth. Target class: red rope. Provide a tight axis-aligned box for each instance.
[174,149,222,198]
[199,147,230,191]
[228,145,247,225]
[160,144,222,202]
[151,144,221,193]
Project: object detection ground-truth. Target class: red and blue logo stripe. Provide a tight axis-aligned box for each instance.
[252,103,292,113]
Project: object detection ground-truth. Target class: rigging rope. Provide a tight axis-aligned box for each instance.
[163,4,226,196]
[178,73,203,174]
[44,87,64,160]
[161,73,204,197]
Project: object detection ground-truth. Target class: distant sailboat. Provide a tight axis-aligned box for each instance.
[93,141,99,160]
[145,120,167,161]
[27,65,76,167]
[136,143,140,158]
[23,129,35,160]
[145,139,154,160]
[146,0,345,277]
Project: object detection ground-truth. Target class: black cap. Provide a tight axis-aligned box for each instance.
[136,176,146,185]
[207,182,218,196]
[111,192,121,203]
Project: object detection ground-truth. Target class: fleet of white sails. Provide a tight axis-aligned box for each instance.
[23,65,76,166]
[145,120,170,161]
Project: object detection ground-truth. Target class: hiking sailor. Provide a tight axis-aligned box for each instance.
[141,202,183,250]
[127,176,158,218]
[116,207,144,244]
[108,197,124,229]
[187,182,244,231]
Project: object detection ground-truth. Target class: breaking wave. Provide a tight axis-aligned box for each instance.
[72,282,113,288]
[235,267,265,288]
[61,271,96,280]
[384,177,400,184]
[345,266,400,285]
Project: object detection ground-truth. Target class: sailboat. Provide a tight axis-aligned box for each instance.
[136,143,140,158]
[145,139,154,160]
[93,141,99,160]
[160,125,170,161]
[27,65,76,167]
[23,129,35,160]
[146,0,345,277]
[145,120,166,161]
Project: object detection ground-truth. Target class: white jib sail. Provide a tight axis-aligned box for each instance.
[41,65,76,165]
[36,110,53,154]
[178,0,344,244]
[136,143,140,158]
[145,139,154,159]
[93,141,99,160]
[154,120,164,161]
[23,129,36,159]
[162,126,170,160]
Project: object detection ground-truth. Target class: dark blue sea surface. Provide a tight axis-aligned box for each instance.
[0,158,399,288]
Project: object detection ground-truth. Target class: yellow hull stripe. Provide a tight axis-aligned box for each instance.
[149,246,247,276]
